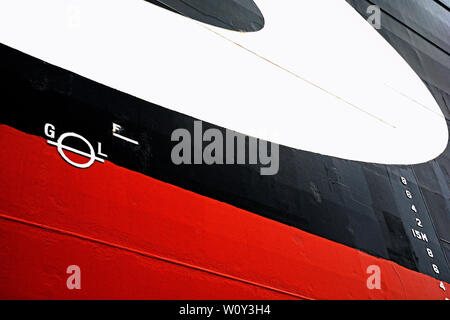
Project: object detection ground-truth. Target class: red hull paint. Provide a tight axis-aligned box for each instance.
[0,125,448,299]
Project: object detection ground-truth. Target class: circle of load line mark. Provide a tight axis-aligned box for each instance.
[47,132,104,169]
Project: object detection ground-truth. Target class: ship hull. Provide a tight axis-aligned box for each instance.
[0,125,448,299]
[1,0,450,299]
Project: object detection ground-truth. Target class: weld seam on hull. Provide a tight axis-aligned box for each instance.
[0,212,310,300]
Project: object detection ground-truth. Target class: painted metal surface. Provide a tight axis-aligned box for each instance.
[147,0,265,32]
[0,0,447,164]
[0,125,448,299]
[0,0,450,299]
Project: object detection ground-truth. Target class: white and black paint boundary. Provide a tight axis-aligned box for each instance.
[1,43,449,282]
